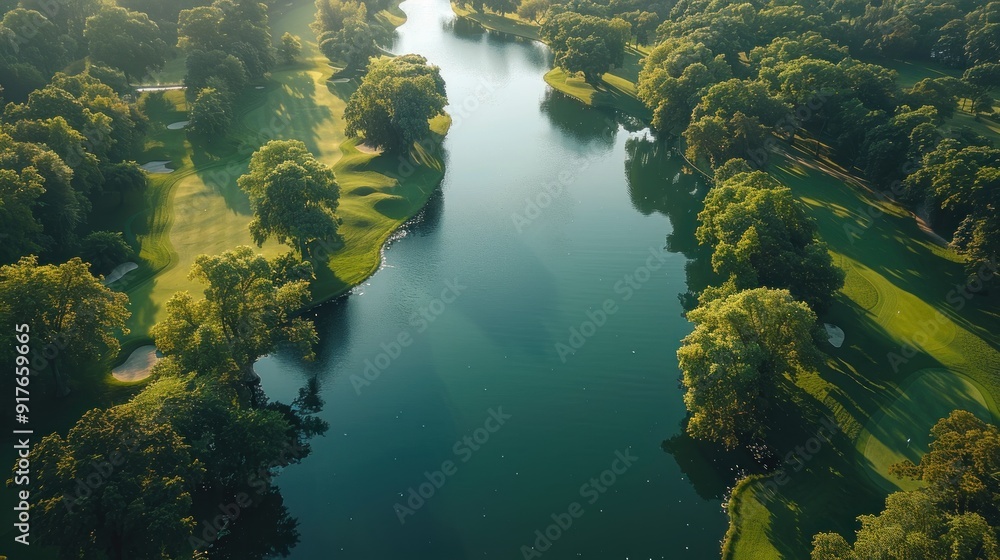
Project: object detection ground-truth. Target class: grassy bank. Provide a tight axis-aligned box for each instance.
[449,2,651,118]
[94,0,449,381]
[722,142,1000,558]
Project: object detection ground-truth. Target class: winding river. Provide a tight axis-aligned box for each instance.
[256,0,729,557]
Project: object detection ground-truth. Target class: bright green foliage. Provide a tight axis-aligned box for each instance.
[84,6,167,80]
[344,54,448,152]
[29,404,202,560]
[150,246,317,387]
[696,171,844,311]
[638,38,732,133]
[677,287,819,448]
[813,412,1000,559]
[0,165,44,263]
[891,411,1000,524]
[541,11,631,71]
[0,256,130,395]
[238,140,342,255]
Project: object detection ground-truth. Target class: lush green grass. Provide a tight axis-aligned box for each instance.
[722,143,1000,558]
[450,2,541,40]
[109,0,442,349]
[541,46,651,118]
[859,368,997,492]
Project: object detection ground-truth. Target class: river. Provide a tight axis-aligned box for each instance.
[256,0,729,557]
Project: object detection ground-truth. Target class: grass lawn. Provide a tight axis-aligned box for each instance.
[723,142,1000,558]
[858,368,997,492]
[108,0,449,349]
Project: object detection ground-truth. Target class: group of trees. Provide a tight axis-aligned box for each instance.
[177,0,285,135]
[18,245,327,559]
[0,68,147,268]
[540,11,632,83]
[636,0,999,277]
[311,0,391,73]
[812,411,1000,559]
[676,168,842,448]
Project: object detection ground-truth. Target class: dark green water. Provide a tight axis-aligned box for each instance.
[257,1,729,557]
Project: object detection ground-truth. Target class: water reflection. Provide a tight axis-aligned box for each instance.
[540,89,618,147]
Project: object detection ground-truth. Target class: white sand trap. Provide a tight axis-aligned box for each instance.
[356,143,380,154]
[140,160,174,174]
[255,86,265,90]
[112,345,161,382]
[330,78,350,83]
[103,262,138,285]
[167,120,190,130]
[824,323,845,348]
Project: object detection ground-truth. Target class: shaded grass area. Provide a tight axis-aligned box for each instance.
[723,143,1000,559]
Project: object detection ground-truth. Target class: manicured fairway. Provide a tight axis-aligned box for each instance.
[724,145,1000,559]
[111,0,447,350]
[859,368,996,492]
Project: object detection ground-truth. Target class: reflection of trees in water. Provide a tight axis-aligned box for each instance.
[540,88,619,147]
[624,135,704,256]
[623,135,718,311]
[207,377,328,560]
[443,16,486,43]
[661,428,761,502]
[407,183,446,237]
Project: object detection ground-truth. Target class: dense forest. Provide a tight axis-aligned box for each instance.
[1,0,998,557]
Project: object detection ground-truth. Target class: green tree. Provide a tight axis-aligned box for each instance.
[238,140,342,256]
[150,246,317,388]
[891,410,1000,523]
[638,38,732,133]
[696,171,844,311]
[78,231,135,276]
[677,287,819,448]
[189,86,233,137]
[0,167,44,263]
[517,0,551,23]
[0,257,130,395]
[344,54,448,152]
[559,35,612,84]
[84,6,167,80]
[29,404,202,560]
[279,32,302,64]
[183,49,248,95]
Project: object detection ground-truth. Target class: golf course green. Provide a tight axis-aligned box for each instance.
[108,0,448,350]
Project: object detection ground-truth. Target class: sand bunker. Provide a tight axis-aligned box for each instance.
[103,262,138,285]
[824,323,845,348]
[112,345,161,382]
[140,161,174,174]
[167,120,190,130]
[330,78,350,83]
[356,143,380,154]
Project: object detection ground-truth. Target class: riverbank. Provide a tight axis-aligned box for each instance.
[449,2,651,118]
[107,0,447,358]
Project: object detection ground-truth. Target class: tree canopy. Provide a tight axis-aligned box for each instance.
[344,54,448,152]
